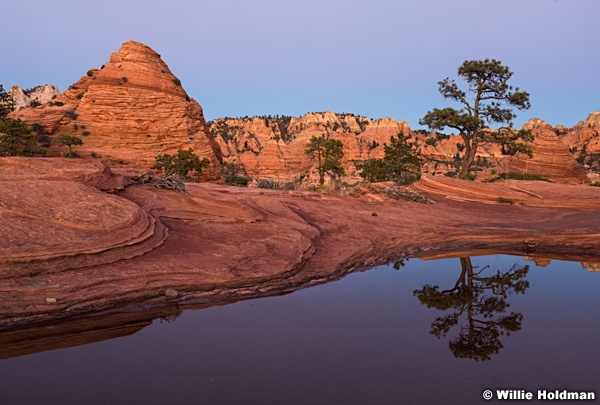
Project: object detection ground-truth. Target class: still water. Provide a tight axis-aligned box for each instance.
[0,255,598,404]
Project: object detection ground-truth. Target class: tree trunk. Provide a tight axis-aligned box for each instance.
[458,135,478,178]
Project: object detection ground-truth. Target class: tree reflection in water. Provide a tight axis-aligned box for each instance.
[413,257,529,361]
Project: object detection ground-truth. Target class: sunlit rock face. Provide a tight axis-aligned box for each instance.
[504,119,590,185]
[211,111,411,183]
[9,41,222,177]
[558,111,600,183]
[211,113,592,185]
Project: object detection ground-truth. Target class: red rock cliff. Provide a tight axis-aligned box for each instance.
[10,41,222,176]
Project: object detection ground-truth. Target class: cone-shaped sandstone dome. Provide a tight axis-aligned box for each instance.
[10,40,222,176]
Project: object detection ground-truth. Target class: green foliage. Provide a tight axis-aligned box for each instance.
[489,172,552,183]
[460,172,477,181]
[419,59,531,178]
[497,197,515,205]
[0,118,44,156]
[151,148,210,179]
[64,110,79,120]
[256,178,296,190]
[221,161,251,186]
[31,122,51,147]
[172,78,182,86]
[55,134,83,157]
[305,135,345,185]
[360,132,421,185]
[0,85,15,118]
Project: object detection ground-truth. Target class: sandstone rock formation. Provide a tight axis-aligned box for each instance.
[211,112,592,185]
[9,41,222,176]
[8,84,60,110]
[557,111,600,182]
[505,118,590,184]
[0,157,166,278]
[213,111,420,184]
[2,161,600,335]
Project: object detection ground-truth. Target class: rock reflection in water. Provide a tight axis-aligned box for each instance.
[413,257,529,361]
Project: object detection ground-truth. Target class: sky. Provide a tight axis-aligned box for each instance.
[1,0,598,129]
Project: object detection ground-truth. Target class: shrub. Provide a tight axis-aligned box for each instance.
[55,134,83,157]
[360,132,421,184]
[151,148,210,179]
[497,197,515,205]
[0,118,43,156]
[173,78,182,86]
[64,110,79,120]
[489,172,552,183]
[225,176,250,187]
[221,161,250,187]
[86,69,94,77]
[257,179,279,189]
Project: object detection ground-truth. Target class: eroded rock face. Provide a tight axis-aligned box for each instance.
[558,112,600,182]
[212,111,413,184]
[9,41,222,177]
[505,119,590,184]
[211,112,592,184]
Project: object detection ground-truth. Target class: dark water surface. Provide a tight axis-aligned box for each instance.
[0,255,598,404]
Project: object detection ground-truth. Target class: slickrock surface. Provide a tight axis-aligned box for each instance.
[0,158,166,277]
[9,41,222,176]
[1,159,600,343]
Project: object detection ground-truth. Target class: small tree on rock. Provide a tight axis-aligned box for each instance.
[55,134,83,157]
[360,132,421,184]
[0,118,44,157]
[0,85,15,118]
[305,135,345,185]
[419,59,531,179]
[151,148,210,179]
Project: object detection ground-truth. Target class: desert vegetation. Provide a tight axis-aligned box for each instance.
[420,59,532,179]
[359,132,421,185]
[305,134,345,186]
[151,148,210,180]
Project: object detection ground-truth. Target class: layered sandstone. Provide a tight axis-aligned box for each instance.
[2,164,600,334]
[558,112,600,182]
[210,111,600,184]
[0,158,167,277]
[213,112,414,184]
[211,113,591,184]
[505,119,590,184]
[9,41,222,177]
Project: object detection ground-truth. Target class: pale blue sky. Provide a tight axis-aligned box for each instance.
[1,0,598,128]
